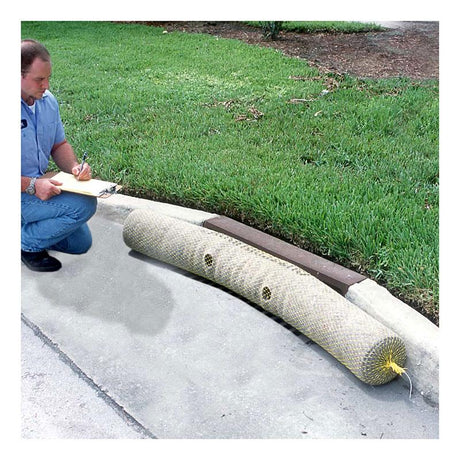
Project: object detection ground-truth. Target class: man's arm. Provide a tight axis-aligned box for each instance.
[21,175,63,201]
[21,176,32,193]
[51,141,92,180]
[20,142,92,201]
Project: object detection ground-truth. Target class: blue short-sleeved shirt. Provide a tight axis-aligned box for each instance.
[21,90,66,177]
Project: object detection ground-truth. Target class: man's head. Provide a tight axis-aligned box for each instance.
[21,39,52,103]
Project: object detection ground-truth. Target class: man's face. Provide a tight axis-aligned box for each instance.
[21,58,52,102]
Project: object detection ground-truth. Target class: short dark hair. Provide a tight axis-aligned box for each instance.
[21,39,51,75]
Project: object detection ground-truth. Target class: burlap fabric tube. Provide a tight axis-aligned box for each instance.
[123,209,406,385]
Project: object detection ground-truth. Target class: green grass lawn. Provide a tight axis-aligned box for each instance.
[21,21,439,323]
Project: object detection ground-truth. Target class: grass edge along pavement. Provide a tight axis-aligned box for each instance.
[97,195,439,404]
[21,21,439,324]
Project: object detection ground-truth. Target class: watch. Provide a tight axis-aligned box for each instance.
[25,177,37,195]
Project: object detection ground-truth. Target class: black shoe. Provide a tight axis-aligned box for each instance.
[21,250,62,272]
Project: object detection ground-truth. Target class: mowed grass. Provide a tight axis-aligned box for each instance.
[21,21,439,322]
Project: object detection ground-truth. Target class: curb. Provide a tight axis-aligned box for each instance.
[95,193,219,225]
[203,215,367,295]
[97,194,439,404]
[345,280,438,403]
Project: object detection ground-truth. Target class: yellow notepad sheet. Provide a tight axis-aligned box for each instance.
[51,171,120,197]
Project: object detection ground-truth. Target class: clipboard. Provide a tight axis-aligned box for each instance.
[43,171,122,198]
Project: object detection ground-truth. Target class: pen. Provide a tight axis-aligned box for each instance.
[79,152,88,177]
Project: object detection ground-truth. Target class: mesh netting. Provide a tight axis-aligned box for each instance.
[123,209,406,385]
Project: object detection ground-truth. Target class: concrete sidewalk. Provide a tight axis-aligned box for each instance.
[21,198,439,439]
[21,319,149,439]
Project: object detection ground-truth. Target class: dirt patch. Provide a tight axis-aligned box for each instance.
[149,21,438,80]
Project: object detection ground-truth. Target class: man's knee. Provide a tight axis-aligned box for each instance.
[52,222,93,254]
[85,196,97,220]
[72,194,97,223]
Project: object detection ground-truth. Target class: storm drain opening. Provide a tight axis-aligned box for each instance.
[262,286,272,301]
[204,253,214,268]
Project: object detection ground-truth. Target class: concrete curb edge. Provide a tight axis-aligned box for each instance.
[96,195,439,404]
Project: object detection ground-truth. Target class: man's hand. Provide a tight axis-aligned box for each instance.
[72,162,92,181]
[51,141,92,181]
[35,178,63,201]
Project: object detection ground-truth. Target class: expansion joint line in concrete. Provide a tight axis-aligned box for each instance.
[21,313,157,439]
